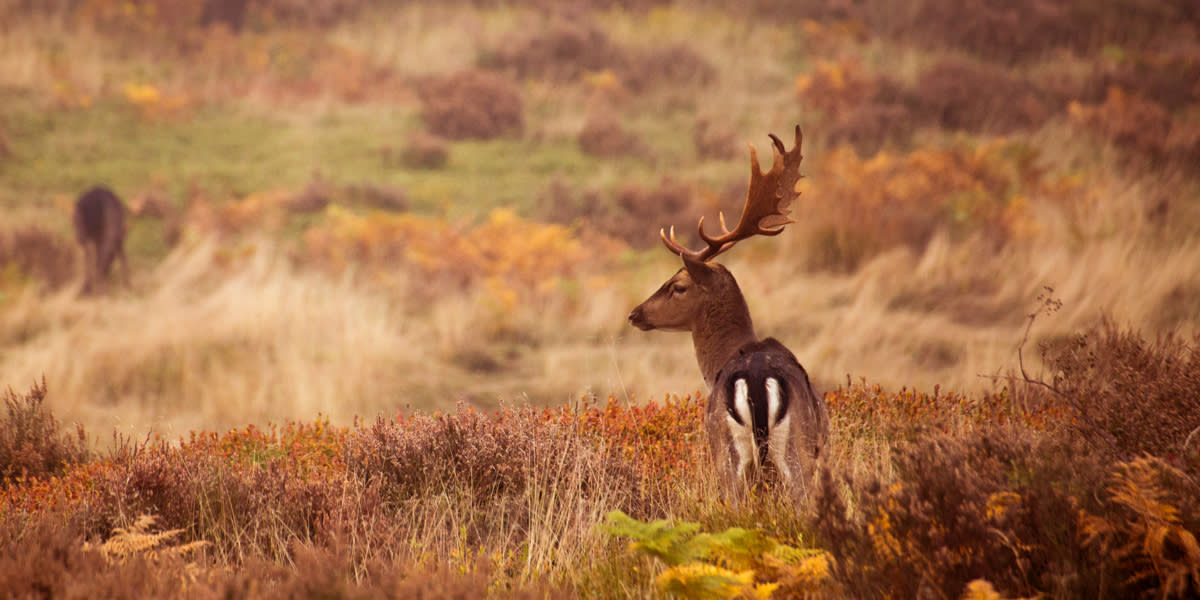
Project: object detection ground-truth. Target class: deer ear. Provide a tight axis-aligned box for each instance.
[682,253,716,286]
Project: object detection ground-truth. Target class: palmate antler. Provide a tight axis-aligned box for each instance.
[661,125,804,262]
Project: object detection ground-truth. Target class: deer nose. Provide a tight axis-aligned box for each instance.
[628,307,653,331]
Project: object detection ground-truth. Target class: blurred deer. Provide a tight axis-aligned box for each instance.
[628,126,828,497]
[73,185,130,295]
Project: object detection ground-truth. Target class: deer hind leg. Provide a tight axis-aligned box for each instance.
[765,377,794,486]
[79,240,98,295]
[114,243,131,289]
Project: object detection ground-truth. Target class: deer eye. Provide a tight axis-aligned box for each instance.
[670,283,688,296]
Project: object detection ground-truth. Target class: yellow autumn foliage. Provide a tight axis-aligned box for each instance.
[302,206,603,294]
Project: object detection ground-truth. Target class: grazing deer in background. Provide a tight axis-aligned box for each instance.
[73,185,130,295]
[628,126,829,497]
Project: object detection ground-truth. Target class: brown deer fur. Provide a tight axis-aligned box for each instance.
[628,126,828,497]
[73,186,130,295]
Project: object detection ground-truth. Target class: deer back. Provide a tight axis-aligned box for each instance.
[73,186,127,257]
[707,338,828,492]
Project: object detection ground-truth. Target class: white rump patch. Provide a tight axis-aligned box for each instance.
[727,378,755,479]
[765,377,793,482]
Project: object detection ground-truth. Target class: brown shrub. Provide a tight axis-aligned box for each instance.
[486,23,628,82]
[797,61,918,153]
[96,425,345,562]
[0,380,89,487]
[913,57,1051,133]
[803,142,1048,271]
[538,176,697,248]
[824,102,914,156]
[1082,48,1200,111]
[246,0,363,27]
[577,111,649,158]
[812,429,1106,599]
[416,70,524,140]
[1078,457,1200,599]
[396,131,450,169]
[1042,320,1200,460]
[795,60,884,120]
[0,226,78,291]
[1069,87,1174,164]
[692,118,739,160]
[345,407,641,510]
[624,42,717,93]
[893,0,1200,63]
[0,512,572,599]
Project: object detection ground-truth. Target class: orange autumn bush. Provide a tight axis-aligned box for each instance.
[301,207,616,297]
[803,141,1080,270]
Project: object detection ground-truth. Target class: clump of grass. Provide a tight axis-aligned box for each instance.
[0,380,89,486]
[0,226,77,292]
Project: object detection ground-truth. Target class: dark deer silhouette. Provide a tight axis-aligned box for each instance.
[73,186,130,295]
[628,126,828,498]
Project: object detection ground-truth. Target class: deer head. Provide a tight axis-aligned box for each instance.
[628,126,804,386]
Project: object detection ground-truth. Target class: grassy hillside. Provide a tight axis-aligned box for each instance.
[1,0,1198,597]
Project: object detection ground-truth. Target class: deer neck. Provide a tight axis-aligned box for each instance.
[692,300,757,389]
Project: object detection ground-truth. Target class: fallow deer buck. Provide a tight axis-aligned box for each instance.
[73,185,131,295]
[628,126,828,497]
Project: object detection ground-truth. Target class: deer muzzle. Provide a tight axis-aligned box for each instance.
[628,306,655,331]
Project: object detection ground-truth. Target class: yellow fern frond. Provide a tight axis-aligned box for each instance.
[656,562,754,599]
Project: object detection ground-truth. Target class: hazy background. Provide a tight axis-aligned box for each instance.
[1,0,1197,440]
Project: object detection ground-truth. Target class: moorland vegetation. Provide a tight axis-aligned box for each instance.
[0,0,1198,597]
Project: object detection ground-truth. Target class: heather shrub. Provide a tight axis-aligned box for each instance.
[577,110,649,158]
[623,42,717,93]
[812,428,1104,599]
[796,60,917,153]
[0,226,78,291]
[397,131,450,170]
[795,60,886,120]
[0,514,213,600]
[416,70,524,140]
[485,23,628,82]
[97,421,346,562]
[0,380,89,486]
[824,102,914,157]
[538,176,697,248]
[893,0,1200,63]
[345,406,642,510]
[1069,87,1200,172]
[1041,320,1200,460]
[692,118,739,160]
[913,57,1051,133]
[1087,48,1200,112]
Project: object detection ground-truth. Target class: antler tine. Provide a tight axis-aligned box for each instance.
[659,226,697,259]
[658,126,804,262]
